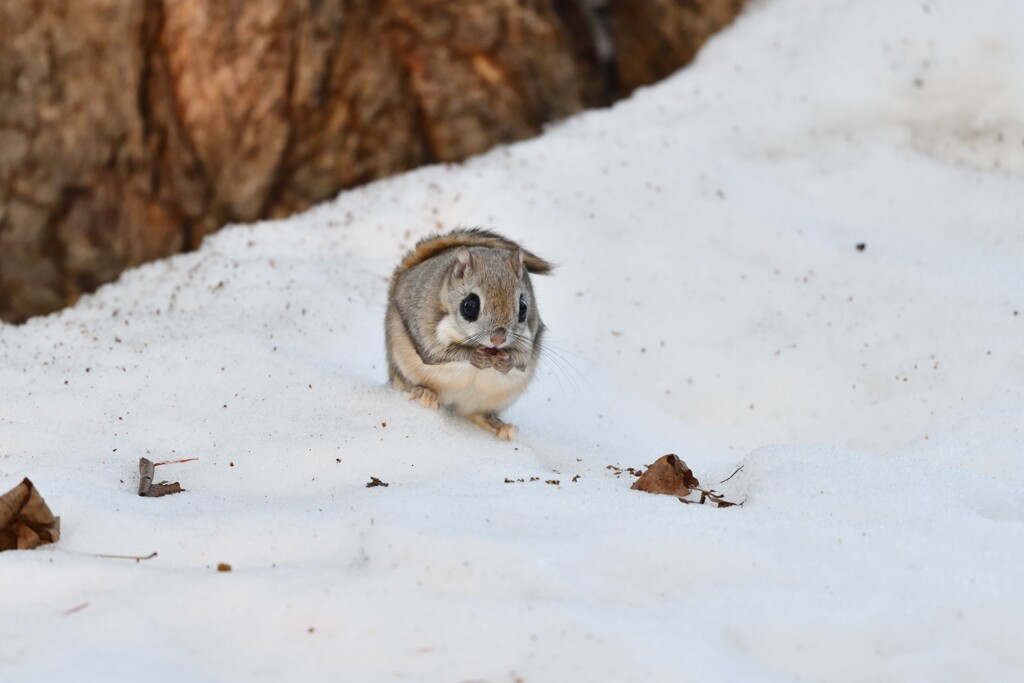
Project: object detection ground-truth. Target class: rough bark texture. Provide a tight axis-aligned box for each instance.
[0,0,745,323]
[606,0,747,93]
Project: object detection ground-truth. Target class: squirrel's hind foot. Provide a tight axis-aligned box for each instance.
[409,386,440,410]
[468,412,518,441]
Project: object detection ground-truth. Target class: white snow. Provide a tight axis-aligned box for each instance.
[2,1,1023,681]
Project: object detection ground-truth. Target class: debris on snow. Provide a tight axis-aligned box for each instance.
[631,455,742,508]
[0,478,60,551]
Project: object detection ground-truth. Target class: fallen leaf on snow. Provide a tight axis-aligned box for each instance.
[138,457,184,497]
[366,477,389,488]
[631,454,699,497]
[0,478,61,551]
[631,454,742,508]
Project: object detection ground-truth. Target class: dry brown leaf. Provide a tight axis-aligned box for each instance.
[631,454,743,508]
[0,478,61,551]
[631,454,700,497]
[366,477,389,488]
[138,457,183,497]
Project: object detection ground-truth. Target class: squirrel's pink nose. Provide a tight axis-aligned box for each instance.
[490,328,507,346]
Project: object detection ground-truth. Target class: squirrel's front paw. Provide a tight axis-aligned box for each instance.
[491,351,513,374]
[469,347,492,369]
[409,386,439,410]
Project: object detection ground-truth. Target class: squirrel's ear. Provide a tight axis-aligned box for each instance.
[452,246,474,279]
[510,248,524,277]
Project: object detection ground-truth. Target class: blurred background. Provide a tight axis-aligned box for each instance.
[0,0,745,323]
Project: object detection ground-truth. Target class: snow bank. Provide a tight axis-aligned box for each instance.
[2,1,1022,681]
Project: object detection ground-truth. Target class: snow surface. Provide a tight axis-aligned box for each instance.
[2,1,1023,681]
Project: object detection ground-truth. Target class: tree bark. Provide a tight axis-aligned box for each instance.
[607,0,747,93]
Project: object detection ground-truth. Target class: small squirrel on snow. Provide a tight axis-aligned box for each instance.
[385,229,554,440]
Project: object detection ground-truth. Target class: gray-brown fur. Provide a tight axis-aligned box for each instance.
[385,229,554,440]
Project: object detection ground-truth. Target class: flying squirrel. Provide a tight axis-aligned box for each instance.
[385,228,555,440]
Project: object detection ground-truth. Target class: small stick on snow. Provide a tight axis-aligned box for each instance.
[62,601,91,615]
[152,457,199,466]
[90,551,158,562]
[719,465,744,484]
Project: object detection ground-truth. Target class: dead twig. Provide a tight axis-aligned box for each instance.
[62,601,90,615]
[90,551,158,562]
[152,457,199,466]
[719,465,745,484]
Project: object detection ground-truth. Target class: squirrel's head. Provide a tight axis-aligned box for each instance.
[437,246,540,352]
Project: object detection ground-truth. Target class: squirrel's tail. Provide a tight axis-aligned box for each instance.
[394,228,555,276]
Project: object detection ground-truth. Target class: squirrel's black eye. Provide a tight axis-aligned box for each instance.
[460,294,480,322]
[518,295,528,323]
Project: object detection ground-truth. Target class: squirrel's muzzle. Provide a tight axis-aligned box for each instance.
[490,327,507,347]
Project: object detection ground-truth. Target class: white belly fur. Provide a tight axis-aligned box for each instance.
[389,315,532,414]
[430,361,531,415]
